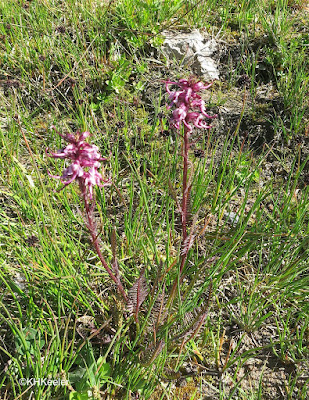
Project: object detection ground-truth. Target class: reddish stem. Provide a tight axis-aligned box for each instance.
[169,127,191,304]
[79,181,128,302]
[180,127,190,275]
[181,131,189,240]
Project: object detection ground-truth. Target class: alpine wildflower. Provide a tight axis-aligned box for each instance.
[165,77,217,297]
[47,128,110,200]
[47,127,128,301]
[165,78,217,132]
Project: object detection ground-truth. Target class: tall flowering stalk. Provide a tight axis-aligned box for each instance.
[47,128,128,301]
[165,78,216,293]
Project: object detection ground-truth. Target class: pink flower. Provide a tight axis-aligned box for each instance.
[47,128,110,200]
[165,78,217,132]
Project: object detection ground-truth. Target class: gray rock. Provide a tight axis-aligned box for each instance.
[162,29,219,80]
[224,211,240,226]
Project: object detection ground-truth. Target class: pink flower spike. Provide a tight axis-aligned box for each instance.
[166,77,216,133]
[48,129,109,200]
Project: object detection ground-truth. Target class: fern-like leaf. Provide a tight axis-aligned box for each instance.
[127,270,148,324]
[146,286,169,335]
[169,281,213,342]
[181,234,196,255]
[140,340,165,366]
[181,212,199,256]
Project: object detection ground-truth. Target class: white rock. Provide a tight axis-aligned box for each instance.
[162,29,219,80]
[224,211,240,226]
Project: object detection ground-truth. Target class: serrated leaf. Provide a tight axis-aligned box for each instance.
[127,270,148,323]
[140,340,165,366]
[169,282,213,342]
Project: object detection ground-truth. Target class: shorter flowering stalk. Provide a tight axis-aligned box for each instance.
[46,128,109,200]
[79,180,128,302]
[165,78,216,299]
[47,128,127,301]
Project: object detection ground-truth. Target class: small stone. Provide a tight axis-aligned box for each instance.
[162,29,219,80]
[224,211,239,226]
